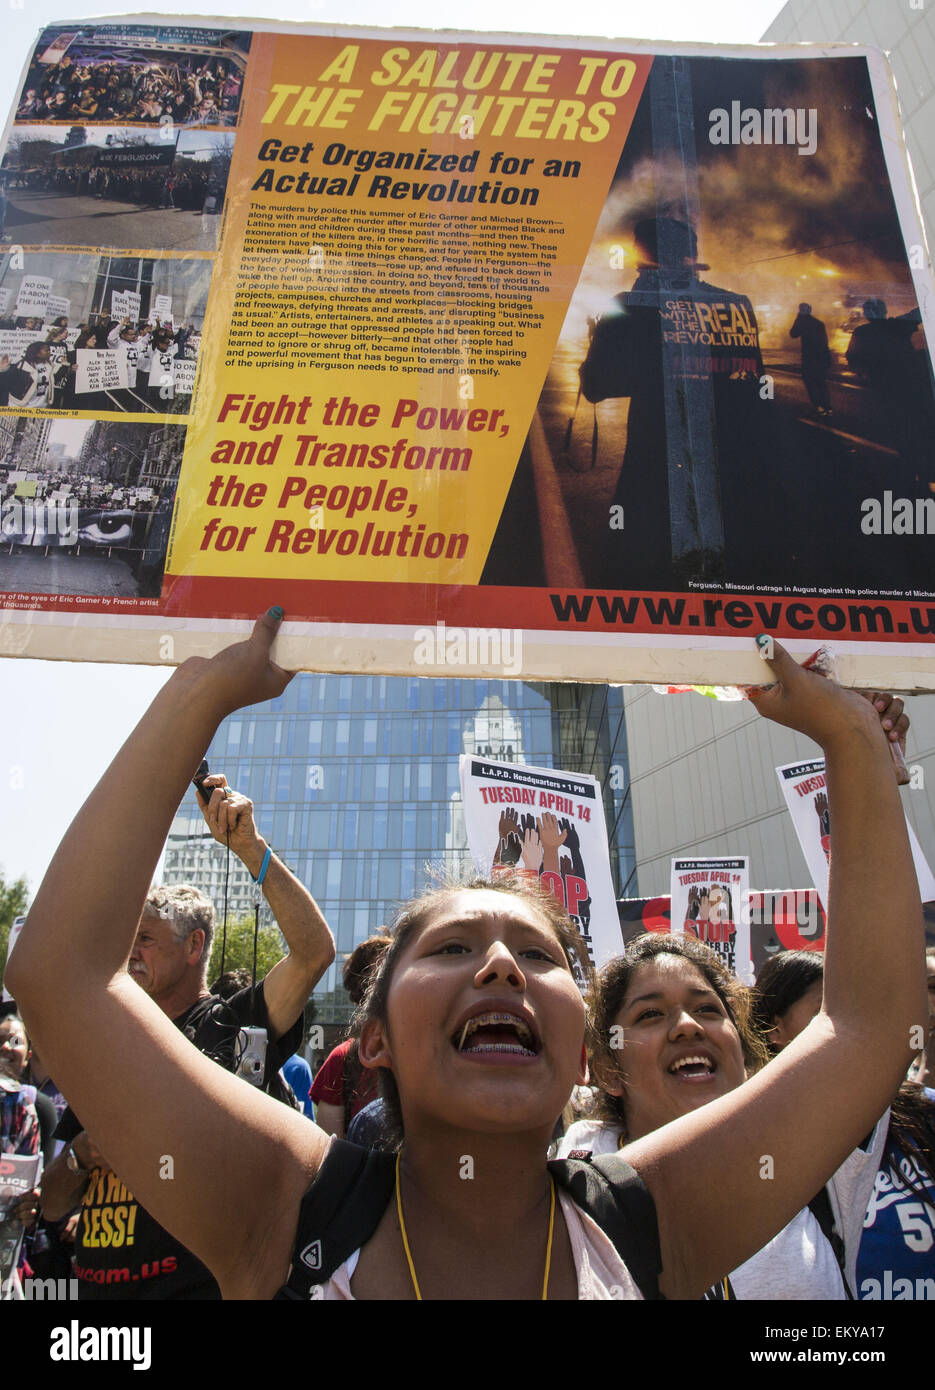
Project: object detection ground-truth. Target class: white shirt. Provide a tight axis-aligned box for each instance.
[557,1114,888,1299]
[315,1187,645,1300]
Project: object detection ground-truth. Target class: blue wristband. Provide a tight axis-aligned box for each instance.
[252,845,272,886]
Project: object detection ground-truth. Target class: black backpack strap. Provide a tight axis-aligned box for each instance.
[704,1275,738,1300]
[549,1153,664,1300]
[278,1144,663,1301]
[274,1140,396,1300]
[808,1185,854,1299]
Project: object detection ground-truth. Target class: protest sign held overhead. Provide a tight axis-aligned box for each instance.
[0,329,37,361]
[0,17,933,686]
[13,276,53,319]
[75,348,129,395]
[0,1150,42,1296]
[459,755,622,976]
[776,757,935,910]
[670,856,752,982]
[618,889,832,971]
[110,290,142,323]
[169,359,196,397]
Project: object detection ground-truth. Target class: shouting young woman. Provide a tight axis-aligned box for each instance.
[7,615,926,1299]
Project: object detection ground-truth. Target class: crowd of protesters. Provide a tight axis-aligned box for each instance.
[2,618,934,1302]
[16,52,241,126]
[11,160,222,214]
[0,311,199,411]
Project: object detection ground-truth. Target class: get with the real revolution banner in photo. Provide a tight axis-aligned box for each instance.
[0,17,933,687]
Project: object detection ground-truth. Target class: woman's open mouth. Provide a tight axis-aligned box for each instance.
[667,1053,717,1081]
[451,1011,539,1058]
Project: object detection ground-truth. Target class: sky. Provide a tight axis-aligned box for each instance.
[0,0,789,902]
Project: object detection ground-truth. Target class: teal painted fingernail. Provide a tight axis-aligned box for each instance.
[754,634,774,659]
[268,606,284,620]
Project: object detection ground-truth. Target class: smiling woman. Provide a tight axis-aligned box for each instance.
[568,933,887,1299]
[586,933,766,1143]
[5,613,927,1300]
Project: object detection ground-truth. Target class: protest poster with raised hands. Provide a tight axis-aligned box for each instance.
[670,856,752,983]
[777,759,935,912]
[459,754,623,978]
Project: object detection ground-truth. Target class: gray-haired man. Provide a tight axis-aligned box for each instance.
[41,778,334,1299]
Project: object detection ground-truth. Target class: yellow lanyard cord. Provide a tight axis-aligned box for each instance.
[541,1173,556,1299]
[395,1151,423,1301]
[394,1151,556,1300]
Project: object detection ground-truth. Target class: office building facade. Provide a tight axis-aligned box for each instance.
[165,675,635,1028]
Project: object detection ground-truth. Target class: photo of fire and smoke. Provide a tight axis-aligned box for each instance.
[485,55,935,599]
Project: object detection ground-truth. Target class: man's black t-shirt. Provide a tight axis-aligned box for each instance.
[54,980,303,1299]
[174,981,302,1100]
[52,1106,221,1301]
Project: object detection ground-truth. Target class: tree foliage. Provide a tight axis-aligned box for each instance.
[0,868,29,998]
[207,912,285,983]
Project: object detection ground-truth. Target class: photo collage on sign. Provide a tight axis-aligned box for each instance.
[0,23,249,598]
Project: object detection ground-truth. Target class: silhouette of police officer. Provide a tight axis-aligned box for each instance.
[790,303,832,415]
[846,298,933,486]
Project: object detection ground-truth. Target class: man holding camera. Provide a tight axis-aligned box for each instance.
[39,775,334,1299]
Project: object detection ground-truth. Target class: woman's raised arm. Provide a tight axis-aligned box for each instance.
[7,612,329,1297]
[625,638,927,1299]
